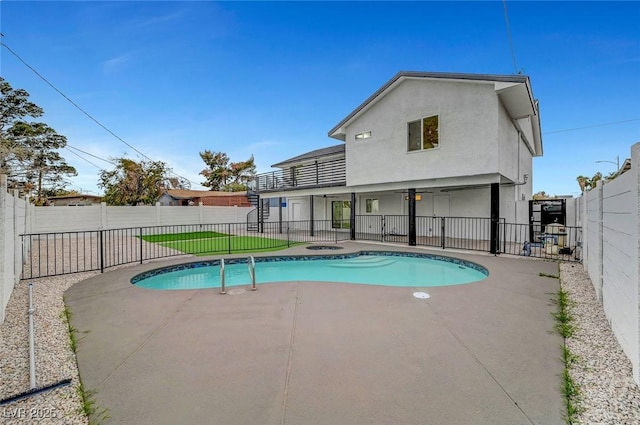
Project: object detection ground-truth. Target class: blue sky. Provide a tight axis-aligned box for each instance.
[2,1,639,197]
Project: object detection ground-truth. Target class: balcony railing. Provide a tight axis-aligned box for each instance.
[248,157,346,192]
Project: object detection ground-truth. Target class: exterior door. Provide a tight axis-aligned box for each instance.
[332,201,351,229]
[434,195,450,217]
[291,202,301,222]
[529,199,566,242]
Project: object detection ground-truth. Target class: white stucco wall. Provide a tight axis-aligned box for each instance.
[497,100,534,191]
[343,79,500,187]
[288,188,499,222]
[499,186,517,223]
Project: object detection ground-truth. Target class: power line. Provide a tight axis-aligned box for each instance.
[66,144,117,166]
[65,147,104,171]
[502,0,519,74]
[1,39,196,188]
[543,118,640,135]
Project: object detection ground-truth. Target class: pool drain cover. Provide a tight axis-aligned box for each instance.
[413,292,430,299]
[228,288,246,295]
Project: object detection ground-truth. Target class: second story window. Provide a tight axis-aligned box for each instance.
[408,115,439,151]
[355,131,371,140]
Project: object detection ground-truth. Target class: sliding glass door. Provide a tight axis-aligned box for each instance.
[332,201,351,229]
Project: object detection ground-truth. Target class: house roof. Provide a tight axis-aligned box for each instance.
[271,144,345,168]
[163,189,247,200]
[328,71,542,156]
[46,194,103,200]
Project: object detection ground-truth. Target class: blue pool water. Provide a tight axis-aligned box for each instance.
[132,251,488,290]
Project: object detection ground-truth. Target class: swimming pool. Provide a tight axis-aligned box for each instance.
[131,251,488,290]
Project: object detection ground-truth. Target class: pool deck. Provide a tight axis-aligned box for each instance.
[64,242,564,425]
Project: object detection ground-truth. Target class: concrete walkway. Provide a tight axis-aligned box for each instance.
[65,243,564,425]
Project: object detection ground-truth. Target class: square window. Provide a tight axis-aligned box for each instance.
[408,115,439,151]
[366,198,379,213]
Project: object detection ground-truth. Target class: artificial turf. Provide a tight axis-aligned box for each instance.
[140,231,227,243]
[148,234,303,255]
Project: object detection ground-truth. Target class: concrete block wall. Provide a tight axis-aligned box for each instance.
[582,142,640,384]
[32,203,255,233]
[0,176,33,322]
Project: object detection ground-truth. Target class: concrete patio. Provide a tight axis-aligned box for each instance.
[64,242,564,425]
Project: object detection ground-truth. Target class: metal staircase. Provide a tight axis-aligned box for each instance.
[247,192,270,232]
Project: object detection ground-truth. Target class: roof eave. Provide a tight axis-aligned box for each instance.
[328,71,530,138]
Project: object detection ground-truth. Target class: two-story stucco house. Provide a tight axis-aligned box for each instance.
[249,71,542,251]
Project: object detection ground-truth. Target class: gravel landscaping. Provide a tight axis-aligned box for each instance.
[560,263,640,424]
[1,260,638,424]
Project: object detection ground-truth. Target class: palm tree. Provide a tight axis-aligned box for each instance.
[576,175,589,193]
[591,172,603,189]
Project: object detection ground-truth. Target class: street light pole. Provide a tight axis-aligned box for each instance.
[595,155,620,170]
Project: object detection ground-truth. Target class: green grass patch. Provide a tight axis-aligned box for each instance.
[157,235,304,255]
[552,288,575,339]
[140,231,227,243]
[550,274,583,425]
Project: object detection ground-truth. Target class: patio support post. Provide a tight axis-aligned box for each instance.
[258,195,264,234]
[490,183,500,254]
[350,192,356,240]
[408,189,417,246]
[309,195,314,237]
[278,197,283,234]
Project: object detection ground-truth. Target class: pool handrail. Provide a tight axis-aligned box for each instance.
[220,258,226,294]
[248,256,257,291]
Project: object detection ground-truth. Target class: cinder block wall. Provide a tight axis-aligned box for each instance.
[582,142,640,384]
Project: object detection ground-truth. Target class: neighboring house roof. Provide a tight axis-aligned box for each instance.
[271,144,345,168]
[163,189,247,200]
[46,194,103,201]
[328,71,542,156]
[619,158,632,174]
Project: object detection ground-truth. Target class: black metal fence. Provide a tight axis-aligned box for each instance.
[19,217,582,280]
[500,222,582,261]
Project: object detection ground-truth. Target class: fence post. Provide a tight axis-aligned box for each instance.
[99,230,105,273]
[13,190,20,282]
[0,175,6,322]
[287,223,290,248]
[634,142,640,384]
[99,202,107,230]
[381,216,385,242]
[581,195,588,268]
[441,217,446,249]
[228,223,232,254]
[596,183,604,301]
[139,227,143,264]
